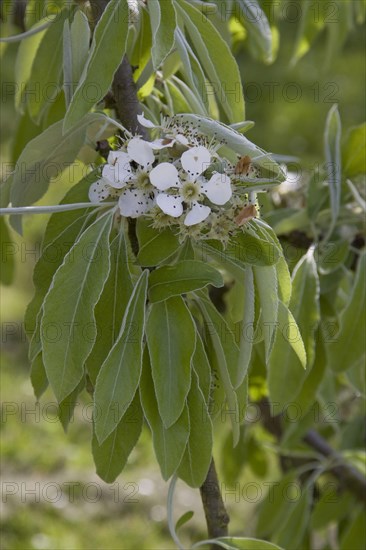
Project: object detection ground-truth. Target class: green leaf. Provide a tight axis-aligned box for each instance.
[10,113,105,210]
[272,209,309,235]
[130,6,152,83]
[324,1,354,69]
[30,353,48,400]
[136,218,180,266]
[237,228,280,266]
[274,488,312,550]
[26,10,68,123]
[11,109,42,164]
[42,173,99,248]
[14,18,48,113]
[275,253,292,305]
[318,240,350,275]
[256,472,299,538]
[268,248,320,407]
[175,0,245,122]
[237,0,273,63]
[92,393,143,483]
[149,0,176,69]
[307,169,328,221]
[27,209,98,361]
[197,230,279,285]
[347,179,366,211]
[289,248,320,366]
[198,537,283,550]
[220,425,247,486]
[290,0,324,66]
[165,78,192,113]
[146,296,195,427]
[176,237,195,261]
[253,265,278,362]
[41,212,113,403]
[140,349,189,480]
[0,217,15,285]
[197,241,245,282]
[58,376,85,432]
[175,510,194,531]
[64,0,129,132]
[177,371,212,488]
[238,267,255,384]
[268,301,307,408]
[294,328,327,417]
[324,104,342,240]
[340,506,366,550]
[94,270,149,443]
[347,357,366,397]
[311,488,354,530]
[195,292,240,444]
[174,28,209,116]
[192,331,212,405]
[342,122,366,177]
[196,291,241,388]
[63,11,91,106]
[235,375,248,426]
[148,260,224,302]
[86,227,134,385]
[171,114,285,181]
[327,252,366,372]
[255,220,291,305]
[25,175,100,361]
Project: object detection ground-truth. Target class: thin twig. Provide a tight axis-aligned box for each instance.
[303,429,366,504]
[259,398,366,504]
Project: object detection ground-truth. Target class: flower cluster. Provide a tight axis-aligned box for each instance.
[89,114,257,242]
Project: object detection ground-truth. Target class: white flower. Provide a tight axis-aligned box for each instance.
[89,115,234,228]
[89,138,157,217]
[137,112,189,149]
[149,146,232,226]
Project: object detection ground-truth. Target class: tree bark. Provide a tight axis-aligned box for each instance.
[89,0,148,138]
[200,459,230,549]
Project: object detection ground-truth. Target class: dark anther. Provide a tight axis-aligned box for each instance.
[95,140,112,161]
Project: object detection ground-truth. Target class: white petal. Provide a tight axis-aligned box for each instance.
[118,188,154,218]
[175,134,189,145]
[137,113,157,128]
[156,193,183,217]
[181,146,211,179]
[149,163,179,191]
[127,137,155,168]
[107,151,131,167]
[202,173,232,205]
[184,202,211,226]
[88,179,111,202]
[150,138,174,149]
[102,164,130,189]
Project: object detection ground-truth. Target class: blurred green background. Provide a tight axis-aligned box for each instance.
[1,15,365,550]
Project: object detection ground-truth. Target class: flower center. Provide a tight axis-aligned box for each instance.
[180,181,200,203]
[135,170,153,192]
